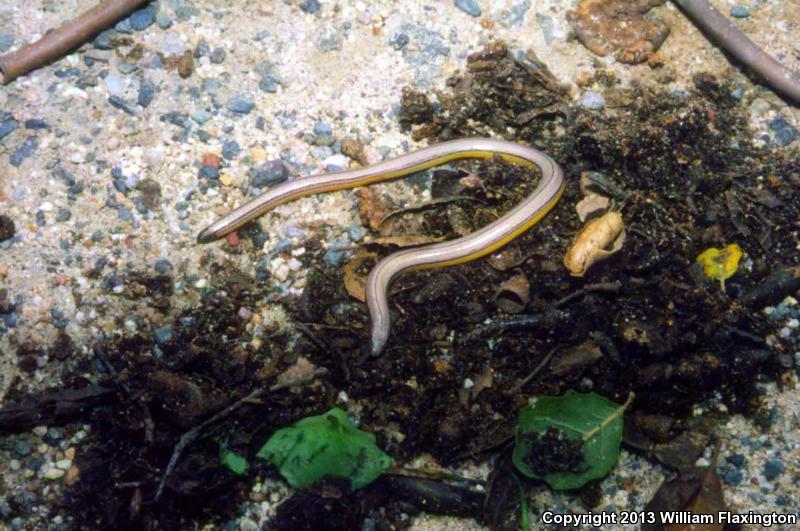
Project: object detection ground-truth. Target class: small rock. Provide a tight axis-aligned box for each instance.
[389,32,409,50]
[0,118,18,142]
[227,96,255,114]
[138,77,156,107]
[194,38,211,58]
[55,208,71,222]
[43,467,65,480]
[154,325,173,346]
[104,73,127,96]
[178,50,194,78]
[300,0,321,14]
[157,14,173,29]
[129,5,158,31]
[721,467,743,485]
[203,153,222,169]
[313,121,332,136]
[455,0,481,17]
[93,29,117,50]
[0,29,14,53]
[199,166,220,180]
[108,95,139,116]
[768,116,799,147]
[763,460,785,480]
[222,140,241,159]
[580,91,605,110]
[191,110,213,124]
[250,160,289,188]
[10,136,38,167]
[323,248,346,267]
[730,6,750,18]
[259,77,279,93]
[210,48,227,64]
[24,119,50,130]
[0,215,16,242]
[154,259,173,274]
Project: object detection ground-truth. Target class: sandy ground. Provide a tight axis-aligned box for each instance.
[0,0,798,529]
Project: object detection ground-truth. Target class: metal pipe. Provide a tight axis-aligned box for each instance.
[673,0,800,104]
[0,0,151,85]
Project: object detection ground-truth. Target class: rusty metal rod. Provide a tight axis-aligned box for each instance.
[673,0,800,104]
[0,0,151,85]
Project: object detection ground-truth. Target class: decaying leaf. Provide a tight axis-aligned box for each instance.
[564,212,625,277]
[644,446,727,531]
[257,407,392,490]
[696,243,742,289]
[549,340,603,376]
[512,391,632,490]
[219,443,248,476]
[276,356,318,387]
[344,249,378,302]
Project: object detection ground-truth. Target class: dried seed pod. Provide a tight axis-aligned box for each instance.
[494,273,530,313]
[564,211,625,277]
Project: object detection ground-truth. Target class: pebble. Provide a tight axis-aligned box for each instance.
[536,13,555,44]
[154,259,173,274]
[138,77,156,107]
[580,91,606,110]
[55,208,71,222]
[0,216,15,242]
[455,0,482,17]
[154,325,173,346]
[42,467,65,480]
[768,117,798,147]
[0,118,18,142]
[389,32,410,51]
[199,166,220,180]
[259,77,279,93]
[93,29,116,50]
[0,29,14,53]
[239,518,259,531]
[10,137,38,167]
[108,96,139,116]
[157,13,173,30]
[300,0,321,14]
[227,96,255,114]
[129,5,158,31]
[250,160,289,188]
[210,48,227,64]
[222,140,241,159]
[104,73,127,96]
[191,110,213,124]
[24,119,50,130]
[730,6,750,18]
[763,460,785,480]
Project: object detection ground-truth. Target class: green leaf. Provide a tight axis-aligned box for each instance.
[256,407,392,490]
[219,443,249,476]
[512,391,631,490]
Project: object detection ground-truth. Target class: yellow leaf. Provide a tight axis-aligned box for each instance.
[696,244,742,287]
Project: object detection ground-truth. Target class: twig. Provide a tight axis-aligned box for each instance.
[0,0,151,85]
[384,466,485,487]
[511,347,557,393]
[377,195,484,228]
[154,367,328,501]
[554,281,622,307]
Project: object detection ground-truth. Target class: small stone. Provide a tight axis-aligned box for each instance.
[154,259,173,274]
[93,29,116,50]
[10,136,38,167]
[227,96,255,114]
[323,248,345,267]
[24,119,50,130]
[43,467,65,480]
[0,118,18,142]
[313,121,332,136]
[129,5,158,31]
[249,160,289,188]
[259,77,279,93]
[222,140,241,160]
[178,50,194,78]
[0,29,14,53]
[33,426,48,436]
[191,110,213,124]
[580,91,605,110]
[726,453,746,467]
[239,518,259,531]
[157,14,173,29]
[194,38,211,58]
[0,215,15,242]
[300,0,321,14]
[154,325,173,346]
[14,440,31,456]
[55,208,72,222]
[210,48,227,64]
[768,116,799,147]
[389,32,409,50]
[455,0,481,17]
[730,6,750,18]
[138,77,156,107]
[219,173,234,186]
[763,460,785,480]
[108,96,140,116]
[199,166,220,180]
[203,153,222,169]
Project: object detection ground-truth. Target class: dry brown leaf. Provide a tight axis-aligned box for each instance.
[355,187,391,231]
[343,249,378,302]
[564,211,625,277]
[493,274,530,314]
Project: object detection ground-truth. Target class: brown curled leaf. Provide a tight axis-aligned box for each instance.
[494,274,530,314]
[355,188,391,232]
[344,249,378,302]
[564,211,625,277]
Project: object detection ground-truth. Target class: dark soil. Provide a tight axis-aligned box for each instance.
[1,42,798,530]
